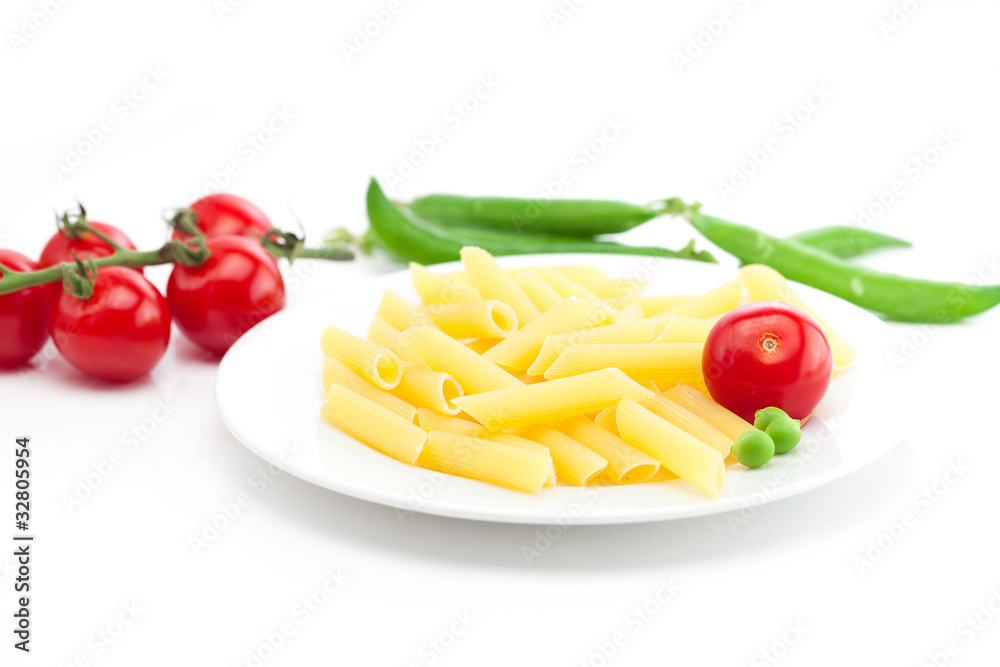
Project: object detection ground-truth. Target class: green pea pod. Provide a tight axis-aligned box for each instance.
[407,194,663,237]
[367,179,715,265]
[787,226,912,259]
[686,210,1000,322]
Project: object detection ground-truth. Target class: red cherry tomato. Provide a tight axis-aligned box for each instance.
[0,250,51,368]
[39,221,141,272]
[175,194,273,240]
[50,267,171,382]
[702,301,832,422]
[167,236,284,355]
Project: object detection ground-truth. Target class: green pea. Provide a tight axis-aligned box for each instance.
[754,406,789,431]
[732,430,775,469]
[766,416,802,454]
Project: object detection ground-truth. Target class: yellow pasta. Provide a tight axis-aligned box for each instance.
[415,410,555,485]
[557,415,660,484]
[661,382,753,441]
[392,363,464,415]
[657,279,743,319]
[616,399,725,497]
[452,368,653,430]
[410,262,482,303]
[419,300,518,339]
[464,338,502,354]
[653,316,718,344]
[321,357,418,424]
[630,295,693,317]
[416,431,552,493]
[320,326,402,390]
[639,394,733,457]
[526,319,656,376]
[593,407,619,435]
[553,265,611,285]
[395,326,523,394]
[581,277,650,301]
[608,303,645,325]
[739,264,856,369]
[513,424,608,486]
[461,247,541,326]
[377,289,437,331]
[321,385,427,464]
[368,316,401,348]
[534,267,602,302]
[483,299,615,372]
[544,343,703,385]
[515,269,564,312]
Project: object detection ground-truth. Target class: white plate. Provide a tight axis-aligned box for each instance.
[216,254,901,525]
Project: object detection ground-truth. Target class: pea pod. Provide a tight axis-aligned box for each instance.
[684,207,1000,322]
[787,226,911,259]
[367,179,715,265]
[407,194,664,237]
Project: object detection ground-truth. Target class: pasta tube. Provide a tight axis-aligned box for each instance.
[526,319,656,376]
[368,316,401,348]
[420,300,518,339]
[662,382,752,441]
[608,303,645,324]
[630,296,693,317]
[653,316,718,344]
[515,269,565,312]
[410,262,482,303]
[483,298,614,372]
[452,368,653,430]
[543,343,703,385]
[320,326,402,390]
[657,279,742,319]
[593,407,620,435]
[581,277,650,301]
[553,265,611,285]
[464,338,502,354]
[639,394,733,457]
[392,363,464,415]
[417,431,552,493]
[321,385,427,464]
[534,267,602,302]
[556,415,659,484]
[321,357,417,424]
[461,247,541,326]
[395,326,523,394]
[377,289,437,331]
[616,399,725,498]
[514,424,608,486]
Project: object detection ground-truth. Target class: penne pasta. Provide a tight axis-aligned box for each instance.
[630,295,693,317]
[416,431,552,493]
[321,357,418,424]
[395,326,523,394]
[368,316,401,348]
[464,338,502,354]
[657,279,743,319]
[526,319,656,376]
[483,299,615,372]
[321,385,427,464]
[515,269,565,312]
[415,410,555,485]
[543,343,703,385]
[534,267,603,302]
[410,262,482,303]
[639,394,733,457]
[581,277,650,301]
[377,289,437,331]
[616,399,725,497]
[553,265,611,285]
[420,300,518,340]
[661,382,753,441]
[461,247,541,326]
[513,424,608,486]
[556,415,660,484]
[392,363,464,415]
[593,407,620,435]
[608,303,646,325]
[653,316,718,344]
[320,326,402,390]
[453,368,653,430]
[739,264,856,369]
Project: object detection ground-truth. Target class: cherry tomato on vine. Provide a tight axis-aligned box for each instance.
[0,250,50,368]
[50,267,171,382]
[174,194,273,241]
[702,301,832,422]
[39,221,141,271]
[167,235,285,355]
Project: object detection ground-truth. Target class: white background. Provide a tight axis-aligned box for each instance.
[2,0,999,664]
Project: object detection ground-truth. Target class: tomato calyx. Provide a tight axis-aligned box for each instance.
[55,204,96,241]
[60,255,98,299]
